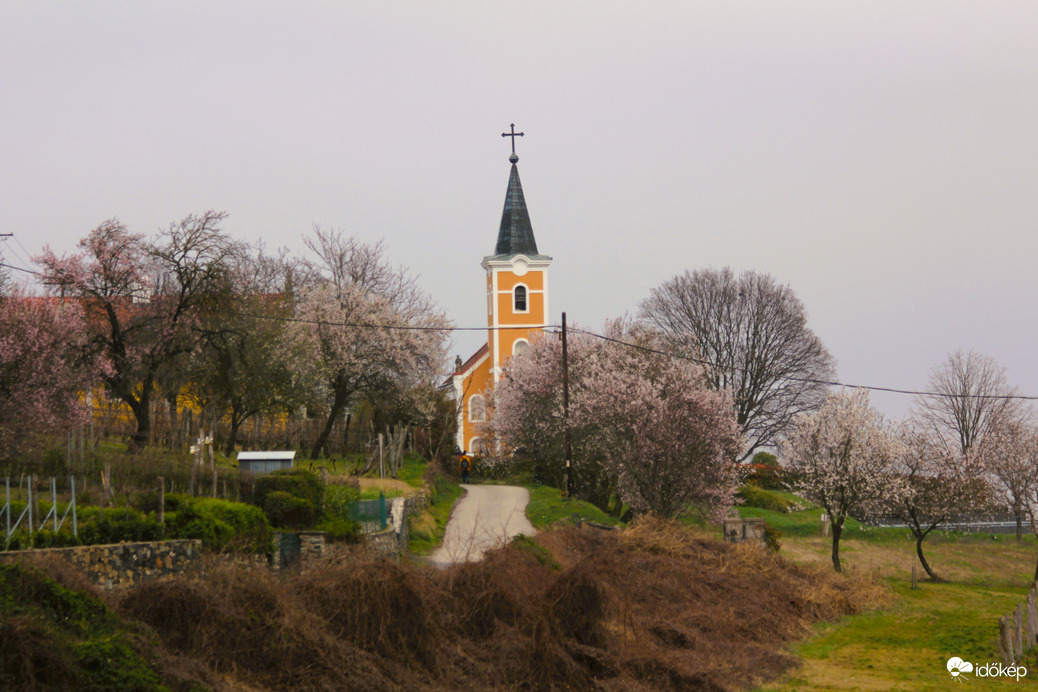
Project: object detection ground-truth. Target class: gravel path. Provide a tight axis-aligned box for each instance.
[430,484,535,566]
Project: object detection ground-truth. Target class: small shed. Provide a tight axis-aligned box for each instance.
[237,451,296,475]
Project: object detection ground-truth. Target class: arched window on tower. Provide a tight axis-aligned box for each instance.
[513,339,529,356]
[468,394,487,422]
[514,285,528,313]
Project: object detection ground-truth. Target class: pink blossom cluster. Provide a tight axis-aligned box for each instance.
[492,319,742,520]
[0,293,94,457]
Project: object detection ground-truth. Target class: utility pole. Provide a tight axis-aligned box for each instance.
[562,312,575,498]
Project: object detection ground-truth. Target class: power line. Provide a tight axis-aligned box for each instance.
[232,307,1038,402]
[0,235,37,275]
[0,261,41,276]
[12,288,1035,402]
[564,327,1038,402]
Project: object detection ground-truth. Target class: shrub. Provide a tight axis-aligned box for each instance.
[736,485,795,513]
[162,492,189,513]
[315,516,361,542]
[764,523,783,552]
[78,512,165,545]
[744,451,786,489]
[324,484,361,520]
[318,485,361,540]
[263,491,315,530]
[32,528,82,549]
[254,468,323,511]
[169,497,271,553]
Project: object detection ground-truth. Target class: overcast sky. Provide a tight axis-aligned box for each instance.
[2,1,1036,422]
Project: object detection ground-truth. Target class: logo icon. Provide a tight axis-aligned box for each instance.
[947,657,974,681]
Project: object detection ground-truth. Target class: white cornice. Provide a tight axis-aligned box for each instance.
[481,254,553,272]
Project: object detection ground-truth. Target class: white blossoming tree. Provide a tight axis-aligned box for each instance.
[784,389,906,572]
[286,228,450,460]
[978,418,1038,543]
[890,427,986,581]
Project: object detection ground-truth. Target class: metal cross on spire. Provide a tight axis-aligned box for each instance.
[501,123,524,158]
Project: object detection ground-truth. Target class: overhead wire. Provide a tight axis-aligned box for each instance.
[229,308,1038,402]
[4,278,1033,402]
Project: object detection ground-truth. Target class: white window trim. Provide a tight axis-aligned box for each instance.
[513,283,529,314]
[468,394,487,423]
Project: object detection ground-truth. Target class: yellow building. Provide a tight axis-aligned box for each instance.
[450,146,552,455]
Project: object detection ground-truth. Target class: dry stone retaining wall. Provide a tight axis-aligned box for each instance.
[0,540,202,589]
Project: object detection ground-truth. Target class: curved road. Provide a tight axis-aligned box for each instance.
[430,484,535,566]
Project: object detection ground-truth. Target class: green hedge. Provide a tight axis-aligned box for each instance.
[169,497,271,553]
[252,469,324,529]
[315,484,361,541]
[79,512,165,545]
[736,485,796,513]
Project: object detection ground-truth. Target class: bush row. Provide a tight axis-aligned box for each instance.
[3,468,363,551]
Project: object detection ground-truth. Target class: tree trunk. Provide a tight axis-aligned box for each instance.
[1016,510,1024,542]
[914,532,941,581]
[830,519,843,573]
[224,405,247,457]
[128,395,152,452]
[311,390,349,460]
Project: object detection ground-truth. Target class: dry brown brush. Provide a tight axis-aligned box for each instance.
[105,519,882,691]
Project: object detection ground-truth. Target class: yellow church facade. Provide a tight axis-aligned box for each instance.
[450,146,551,455]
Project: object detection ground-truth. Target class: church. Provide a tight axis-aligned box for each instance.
[450,127,552,455]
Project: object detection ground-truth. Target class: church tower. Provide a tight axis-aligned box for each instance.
[451,126,552,455]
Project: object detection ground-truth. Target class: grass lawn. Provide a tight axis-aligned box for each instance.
[407,474,464,555]
[746,499,1038,689]
[523,484,624,529]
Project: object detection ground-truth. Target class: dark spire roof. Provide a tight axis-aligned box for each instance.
[494,154,540,257]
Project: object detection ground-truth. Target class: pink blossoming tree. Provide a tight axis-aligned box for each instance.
[0,291,96,459]
[36,212,245,450]
[491,320,741,520]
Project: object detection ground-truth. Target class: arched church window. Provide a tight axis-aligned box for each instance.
[468,394,487,422]
[514,285,528,312]
[513,339,529,356]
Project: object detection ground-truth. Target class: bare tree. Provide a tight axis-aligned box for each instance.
[912,350,1023,456]
[640,267,835,461]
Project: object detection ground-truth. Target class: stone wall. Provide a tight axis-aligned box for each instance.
[360,489,429,558]
[363,528,400,558]
[0,540,202,589]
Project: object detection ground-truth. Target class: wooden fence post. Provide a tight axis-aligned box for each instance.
[1028,590,1037,652]
[158,476,165,525]
[1000,615,1014,665]
[1014,604,1025,662]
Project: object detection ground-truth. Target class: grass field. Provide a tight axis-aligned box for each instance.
[523,484,624,529]
[745,499,1038,689]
